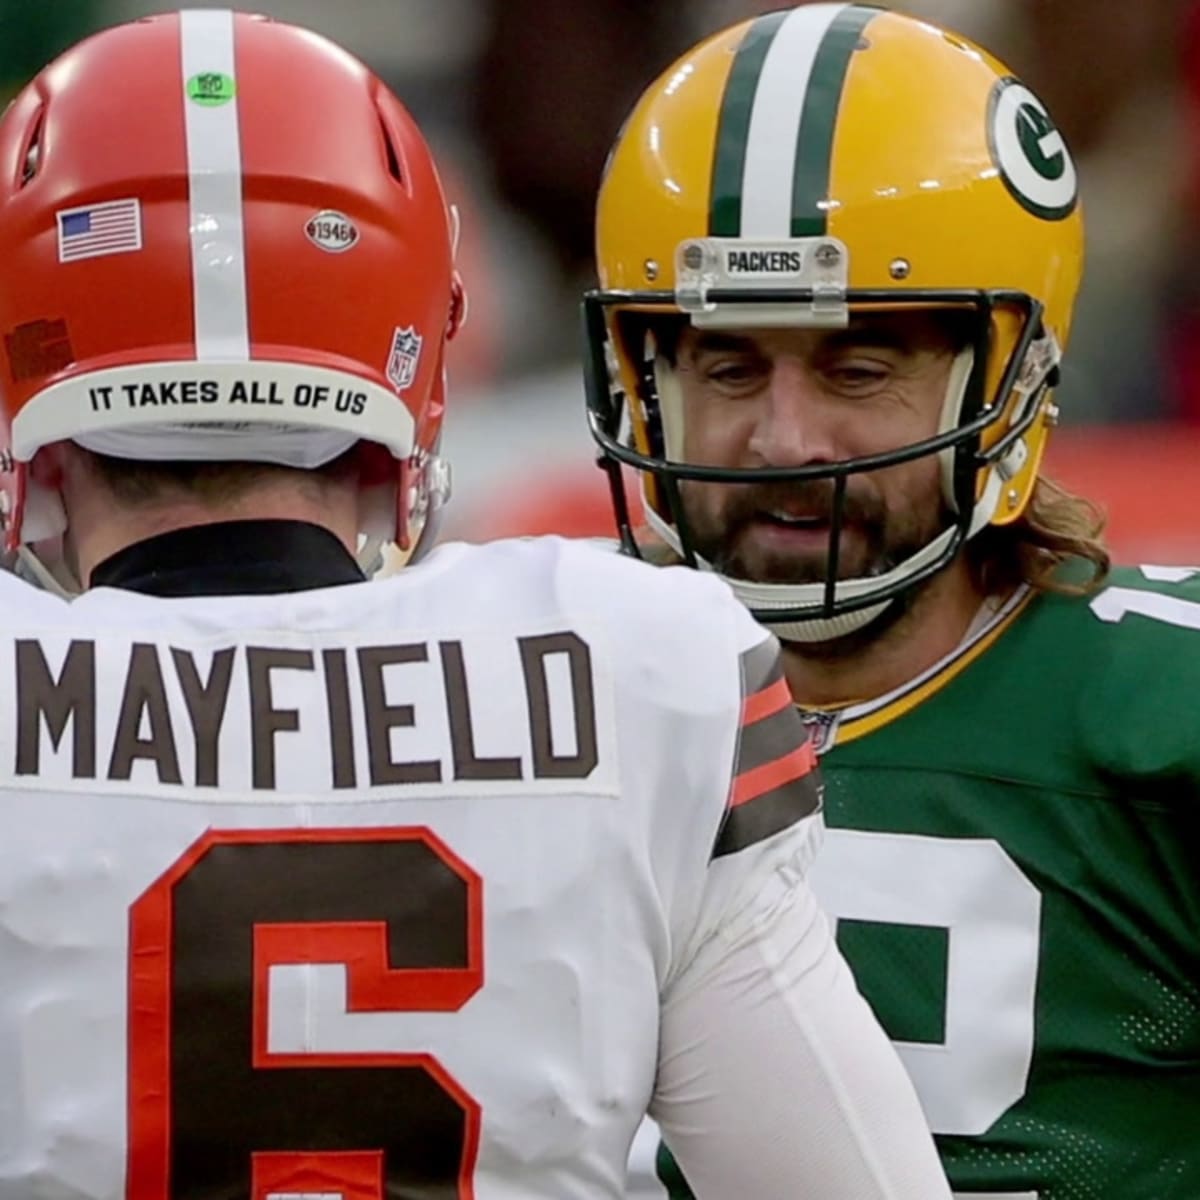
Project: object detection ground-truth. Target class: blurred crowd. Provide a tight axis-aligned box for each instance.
[0,0,1191,545]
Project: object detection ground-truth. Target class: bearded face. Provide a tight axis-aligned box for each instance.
[680,472,952,587]
[669,315,962,594]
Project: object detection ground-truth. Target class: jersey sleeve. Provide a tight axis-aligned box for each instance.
[709,630,823,860]
[1082,566,1200,794]
[651,852,952,1199]
[649,596,951,1198]
[669,605,825,971]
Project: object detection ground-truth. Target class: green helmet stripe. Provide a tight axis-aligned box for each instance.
[708,10,789,237]
[708,5,881,239]
[790,5,878,237]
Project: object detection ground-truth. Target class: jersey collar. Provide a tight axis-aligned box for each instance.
[800,585,1033,753]
[89,519,366,596]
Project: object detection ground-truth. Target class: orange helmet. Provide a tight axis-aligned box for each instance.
[0,10,464,574]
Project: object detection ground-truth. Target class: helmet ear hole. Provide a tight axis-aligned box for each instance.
[637,341,666,463]
[19,109,45,186]
[376,111,405,184]
[447,273,467,341]
[614,312,679,461]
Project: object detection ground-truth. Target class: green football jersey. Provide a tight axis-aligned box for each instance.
[659,565,1200,1199]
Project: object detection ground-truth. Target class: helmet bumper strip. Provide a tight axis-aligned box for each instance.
[675,236,850,328]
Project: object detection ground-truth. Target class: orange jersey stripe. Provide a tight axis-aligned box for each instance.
[730,740,817,808]
[741,675,792,725]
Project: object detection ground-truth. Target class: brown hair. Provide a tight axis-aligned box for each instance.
[967,474,1110,597]
[84,446,362,509]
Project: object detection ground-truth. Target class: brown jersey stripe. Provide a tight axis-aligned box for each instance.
[731,740,817,807]
[714,638,822,859]
[713,766,822,859]
[739,636,785,697]
[735,702,815,778]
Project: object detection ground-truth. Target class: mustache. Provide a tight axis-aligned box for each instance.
[715,481,885,531]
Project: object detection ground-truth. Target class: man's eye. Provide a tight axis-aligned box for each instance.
[707,361,763,385]
[829,365,888,388]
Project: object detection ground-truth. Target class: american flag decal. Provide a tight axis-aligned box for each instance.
[712,637,822,859]
[57,198,143,263]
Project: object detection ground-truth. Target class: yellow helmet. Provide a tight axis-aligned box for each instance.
[584,2,1084,639]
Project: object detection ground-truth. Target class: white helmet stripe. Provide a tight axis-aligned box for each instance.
[740,3,847,238]
[180,9,249,361]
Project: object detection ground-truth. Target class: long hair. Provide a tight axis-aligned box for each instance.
[967,474,1110,597]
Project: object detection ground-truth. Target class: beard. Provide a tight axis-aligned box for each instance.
[680,477,948,588]
[678,477,953,657]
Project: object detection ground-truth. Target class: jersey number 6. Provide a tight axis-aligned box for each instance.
[127,827,483,1200]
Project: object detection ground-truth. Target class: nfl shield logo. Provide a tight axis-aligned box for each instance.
[800,709,839,755]
[386,326,423,392]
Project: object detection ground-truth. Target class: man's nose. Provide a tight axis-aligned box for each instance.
[746,361,838,467]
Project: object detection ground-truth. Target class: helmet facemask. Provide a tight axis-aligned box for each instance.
[585,255,1062,641]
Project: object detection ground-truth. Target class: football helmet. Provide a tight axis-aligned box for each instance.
[584,2,1083,641]
[0,9,465,585]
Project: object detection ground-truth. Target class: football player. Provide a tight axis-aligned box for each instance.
[0,10,952,1199]
[585,4,1200,1198]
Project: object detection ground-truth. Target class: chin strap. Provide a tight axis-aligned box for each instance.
[385,450,452,570]
[643,497,956,642]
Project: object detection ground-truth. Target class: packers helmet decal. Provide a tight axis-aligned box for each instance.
[987,77,1079,221]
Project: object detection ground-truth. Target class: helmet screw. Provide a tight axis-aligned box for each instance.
[814,242,841,268]
[889,257,911,280]
[681,242,705,271]
[643,258,659,282]
[1006,488,1020,510]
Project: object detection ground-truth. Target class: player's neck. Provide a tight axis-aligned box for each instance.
[70,494,360,586]
[779,559,989,710]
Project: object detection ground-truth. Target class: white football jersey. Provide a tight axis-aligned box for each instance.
[0,535,837,1200]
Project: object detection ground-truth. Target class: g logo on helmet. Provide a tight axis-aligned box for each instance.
[988,77,1078,221]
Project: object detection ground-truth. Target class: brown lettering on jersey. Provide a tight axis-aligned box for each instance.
[321,648,357,789]
[108,643,182,784]
[246,647,315,789]
[357,645,441,785]
[518,632,598,780]
[15,638,96,777]
[439,641,523,782]
[10,634,604,792]
[171,647,235,787]
[129,829,482,1196]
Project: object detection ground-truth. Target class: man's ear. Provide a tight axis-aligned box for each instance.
[28,441,67,490]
